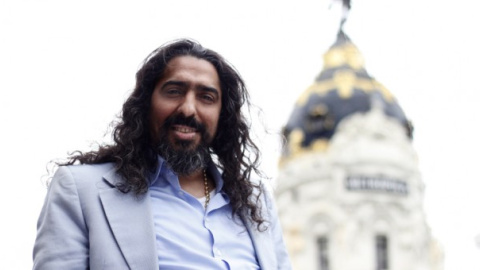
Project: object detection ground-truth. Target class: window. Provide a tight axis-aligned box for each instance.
[317,236,329,270]
[376,235,388,270]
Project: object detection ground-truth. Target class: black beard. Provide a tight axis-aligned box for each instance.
[156,114,212,175]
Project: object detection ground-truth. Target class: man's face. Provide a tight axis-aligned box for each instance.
[150,55,222,154]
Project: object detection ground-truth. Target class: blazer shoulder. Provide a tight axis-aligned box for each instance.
[64,162,116,175]
[52,163,117,190]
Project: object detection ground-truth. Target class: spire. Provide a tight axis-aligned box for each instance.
[331,0,351,32]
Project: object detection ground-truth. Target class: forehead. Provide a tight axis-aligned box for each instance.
[162,56,220,83]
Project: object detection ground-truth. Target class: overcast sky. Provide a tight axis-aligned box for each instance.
[1,0,479,269]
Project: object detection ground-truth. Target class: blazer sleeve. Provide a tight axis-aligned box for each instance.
[262,183,292,270]
[33,166,89,270]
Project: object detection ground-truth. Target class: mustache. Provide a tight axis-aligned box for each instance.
[162,113,206,134]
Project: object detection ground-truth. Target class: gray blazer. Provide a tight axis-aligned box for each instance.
[33,163,291,269]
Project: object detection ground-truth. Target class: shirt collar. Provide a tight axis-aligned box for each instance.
[149,155,225,192]
[207,162,224,192]
[148,156,166,187]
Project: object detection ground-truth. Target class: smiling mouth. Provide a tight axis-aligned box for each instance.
[170,125,198,141]
[173,125,197,133]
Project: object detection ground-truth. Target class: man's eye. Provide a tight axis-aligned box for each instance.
[201,94,215,102]
[166,89,181,95]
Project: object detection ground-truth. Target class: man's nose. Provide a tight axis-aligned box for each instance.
[177,92,197,117]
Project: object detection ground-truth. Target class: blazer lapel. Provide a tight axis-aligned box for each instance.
[99,169,158,270]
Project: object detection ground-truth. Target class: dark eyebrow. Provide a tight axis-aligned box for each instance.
[198,86,220,97]
[160,80,188,90]
[160,80,220,97]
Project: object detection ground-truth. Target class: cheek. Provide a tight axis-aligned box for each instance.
[151,99,173,124]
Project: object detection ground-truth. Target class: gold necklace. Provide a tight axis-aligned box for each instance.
[203,169,210,209]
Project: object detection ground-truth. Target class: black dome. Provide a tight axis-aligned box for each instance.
[282,31,413,159]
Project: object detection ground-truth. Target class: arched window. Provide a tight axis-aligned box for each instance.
[375,235,388,270]
[316,236,329,270]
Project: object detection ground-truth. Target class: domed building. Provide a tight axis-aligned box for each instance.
[275,30,443,270]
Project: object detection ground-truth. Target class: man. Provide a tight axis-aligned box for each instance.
[33,39,291,269]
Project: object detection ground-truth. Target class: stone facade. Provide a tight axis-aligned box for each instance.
[276,107,443,270]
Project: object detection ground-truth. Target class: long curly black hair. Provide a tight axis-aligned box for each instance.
[64,39,265,228]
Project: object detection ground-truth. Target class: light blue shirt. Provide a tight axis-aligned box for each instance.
[149,158,260,269]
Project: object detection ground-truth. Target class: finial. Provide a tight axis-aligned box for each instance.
[330,0,351,32]
[340,0,351,31]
